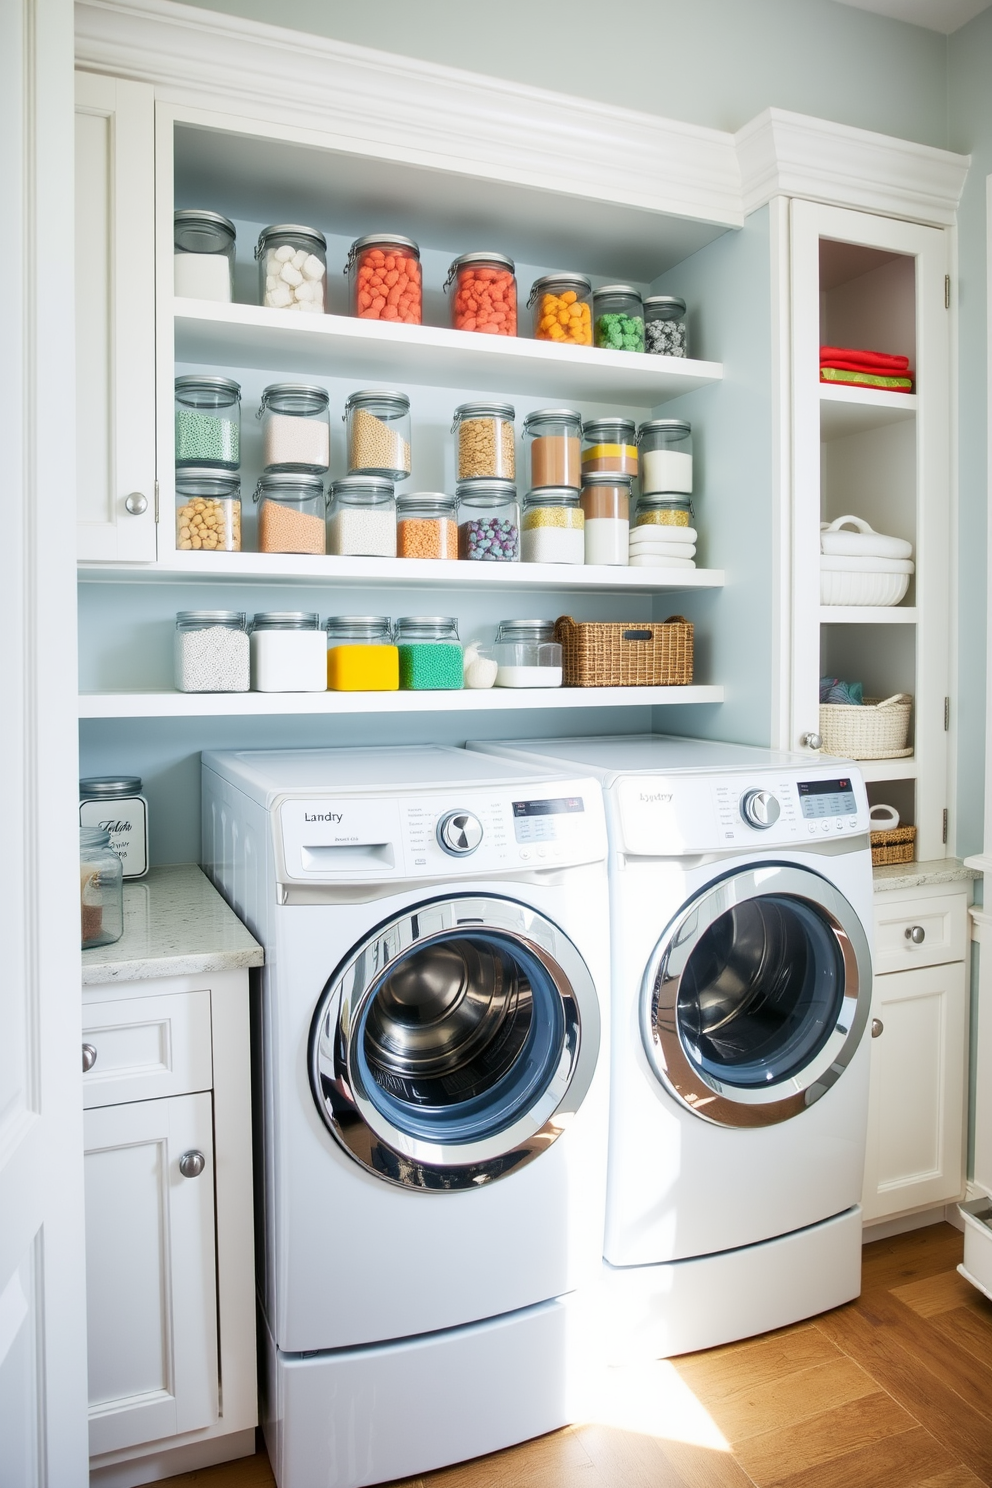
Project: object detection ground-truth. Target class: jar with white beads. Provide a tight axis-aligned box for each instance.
[256,224,327,314]
[174,210,236,302]
[637,418,693,494]
[521,488,584,565]
[328,476,397,557]
[249,613,327,693]
[174,612,249,693]
[258,384,331,473]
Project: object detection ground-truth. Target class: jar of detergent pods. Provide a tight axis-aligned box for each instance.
[528,273,592,345]
[593,285,645,352]
[256,224,327,313]
[445,253,517,336]
[644,295,688,357]
[456,479,519,561]
[394,617,463,691]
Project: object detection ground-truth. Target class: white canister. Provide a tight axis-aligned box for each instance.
[250,612,327,692]
[79,776,149,879]
[638,418,693,494]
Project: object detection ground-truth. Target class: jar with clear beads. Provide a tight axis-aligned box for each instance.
[456,479,519,561]
[593,285,644,352]
[521,488,584,565]
[444,253,516,336]
[174,209,235,303]
[397,493,457,560]
[250,612,327,693]
[345,390,411,481]
[346,234,422,324]
[581,418,638,478]
[637,418,693,494]
[175,376,240,469]
[175,469,241,553]
[326,616,398,691]
[174,611,249,693]
[395,617,463,690]
[644,295,688,357]
[493,620,563,688]
[452,402,515,481]
[256,224,327,313]
[80,827,124,949]
[328,476,396,557]
[254,473,327,555]
[528,273,592,345]
[258,384,330,473]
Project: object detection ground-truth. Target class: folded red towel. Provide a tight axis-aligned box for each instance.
[820,344,910,372]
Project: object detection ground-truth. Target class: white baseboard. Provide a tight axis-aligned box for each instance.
[89,1428,256,1488]
[862,1205,953,1244]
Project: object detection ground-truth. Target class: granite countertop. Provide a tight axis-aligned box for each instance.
[873,857,980,894]
[82,864,264,984]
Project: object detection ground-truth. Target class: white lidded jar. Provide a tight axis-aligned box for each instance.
[174,209,235,303]
[250,612,327,692]
[174,611,250,693]
[638,418,693,494]
[258,383,330,473]
[493,620,562,688]
[79,776,149,880]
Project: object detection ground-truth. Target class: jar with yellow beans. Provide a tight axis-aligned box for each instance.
[528,273,592,346]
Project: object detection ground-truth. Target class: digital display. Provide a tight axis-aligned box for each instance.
[798,778,857,819]
[512,797,585,817]
[512,797,584,844]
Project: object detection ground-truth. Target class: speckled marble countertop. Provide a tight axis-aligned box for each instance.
[82,864,264,984]
[873,857,980,894]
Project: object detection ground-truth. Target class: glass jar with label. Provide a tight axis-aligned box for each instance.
[326,616,398,691]
[256,224,327,313]
[396,493,457,560]
[452,402,515,481]
[79,777,149,880]
[638,418,693,493]
[254,473,327,555]
[493,620,563,688]
[444,253,516,335]
[174,611,250,693]
[345,390,412,481]
[580,472,632,566]
[175,469,241,553]
[523,409,582,490]
[328,476,396,557]
[528,273,592,345]
[593,285,645,352]
[250,613,327,693]
[80,828,124,949]
[632,495,694,528]
[174,209,235,302]
[175,376,241,469]
[346,234,422,324]
[258,384,330,472]
[456,479,519,561]
[521,488,584,565]
[644,295,688,357]
[581,418,638,478]
[395,617,463,690]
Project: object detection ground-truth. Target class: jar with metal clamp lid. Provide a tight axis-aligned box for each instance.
[326,616,398,691]
[456,478,519,561]
[328,476,396,557]
[258,383,330,472]
[175,469,241,552]
[394,617,463,690]
[80,828,124,949]
[637,418,693,494]
[493,620,562,688]
[445,252,516,335]
[250,612,327,692]
[452,402,515,480]
[256,224,327,313]
[345,390,412,481]
[644,295,688,357]
[254,473,327,554]
[528,273,592,345]
[580,471,632,566]
[174,209,235,302]
[346,234,422,324]
[593,285,644,352]
[582,418,638,477]
[175,376,240,469]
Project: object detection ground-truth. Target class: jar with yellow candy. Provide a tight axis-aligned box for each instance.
[528,273,592,346]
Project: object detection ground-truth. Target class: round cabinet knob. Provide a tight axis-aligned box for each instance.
[436,810,484,857]
[740,789,781,830]
[905,925,926,945]
[801,732,823,751]
[124,492,148,516]
[82,1043,97,1072]
[871,1018,884,1038]
[179,1150,206,1178]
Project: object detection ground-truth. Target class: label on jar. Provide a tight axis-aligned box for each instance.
[79,797,148,879]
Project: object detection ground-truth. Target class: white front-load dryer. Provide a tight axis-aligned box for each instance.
[201,747,611,1487]
[470,734,874,1358]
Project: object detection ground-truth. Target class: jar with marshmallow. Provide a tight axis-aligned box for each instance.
[256,225,327,313]
[637,418,692,494]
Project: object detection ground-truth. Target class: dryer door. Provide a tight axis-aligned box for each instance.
[642,864,871,1128]
[310,894,600,1189]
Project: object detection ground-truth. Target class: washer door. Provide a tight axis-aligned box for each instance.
[642,864,871,1128]
[310,894,600,1190]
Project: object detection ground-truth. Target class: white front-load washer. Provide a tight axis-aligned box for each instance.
[201,746,611,1488]
[469,734,874,1359]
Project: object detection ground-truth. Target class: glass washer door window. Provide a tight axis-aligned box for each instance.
[641,865,871,1129]
[310,894,600,1190]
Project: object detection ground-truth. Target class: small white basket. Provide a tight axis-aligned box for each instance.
[958,1197,992,1302]
[818,693,912,760]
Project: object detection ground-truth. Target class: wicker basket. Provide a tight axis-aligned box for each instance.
[818,693,912,759]
[555,615,693,688]
[871,825,916,866]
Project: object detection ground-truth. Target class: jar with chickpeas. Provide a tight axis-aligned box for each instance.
[175,470,242,553]
[528,273,592,346]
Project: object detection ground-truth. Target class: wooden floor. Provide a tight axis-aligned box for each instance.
[164,1223,992,1488]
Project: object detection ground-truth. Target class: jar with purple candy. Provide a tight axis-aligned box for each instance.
[456,478,519,562]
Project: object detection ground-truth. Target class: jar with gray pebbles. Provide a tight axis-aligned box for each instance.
[644,296,688,357]
[174,611,250,693]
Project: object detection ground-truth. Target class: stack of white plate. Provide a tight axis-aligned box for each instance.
[628,524,697,569]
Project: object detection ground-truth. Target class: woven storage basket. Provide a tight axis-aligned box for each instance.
[555,615,693,688]
[870,825,916,867]
[818,693,912,759]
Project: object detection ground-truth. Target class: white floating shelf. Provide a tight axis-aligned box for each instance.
[819,383,917,440]
[854,757,918,783]
[78,684,724,720]
[173,300,723,405]
[820,606,917,624]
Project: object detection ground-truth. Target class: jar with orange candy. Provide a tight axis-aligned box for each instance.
[528,273,592,346]
[346,234,423,325]
[444,252,517,336]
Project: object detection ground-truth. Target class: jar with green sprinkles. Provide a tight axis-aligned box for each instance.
[175,375,241,469]
[394,617,463,691]
[592,286,645,353]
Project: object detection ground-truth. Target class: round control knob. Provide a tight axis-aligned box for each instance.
[437,811,484,857]
[740,789,781,830]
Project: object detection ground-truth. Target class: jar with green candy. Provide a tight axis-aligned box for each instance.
[175,375,241,469]
[394,617,463,690]
[593,285,644,353]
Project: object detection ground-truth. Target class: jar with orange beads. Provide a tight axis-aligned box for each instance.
[528,273,592,346]
[346,234,422,325]
[444,252,517,336]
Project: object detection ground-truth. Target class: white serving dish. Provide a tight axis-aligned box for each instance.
[820,554,913,607]
[820,515,913,561]
[958,1196,992,1301]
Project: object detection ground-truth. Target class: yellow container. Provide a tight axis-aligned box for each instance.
[327,644,399,691]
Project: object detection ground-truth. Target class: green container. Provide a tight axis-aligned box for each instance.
[395,617,463,690]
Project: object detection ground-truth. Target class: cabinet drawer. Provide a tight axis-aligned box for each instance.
[872,893,967,975]
[82,990,212,1108]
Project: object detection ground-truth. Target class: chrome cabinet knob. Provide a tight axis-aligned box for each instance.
[124,492,148,515]
[740,789,781,830]
[178,1150,206,1178]
[905,925,926,944]
[82,1043,97,1072]
[436,810,484,856]
[800,732,823,750]
[871,1018,884,1038]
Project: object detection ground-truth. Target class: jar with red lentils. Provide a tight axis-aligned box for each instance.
[528,273,592,346]
[396,493,458,560]
[444,252,517,336]
[346,234,422,325]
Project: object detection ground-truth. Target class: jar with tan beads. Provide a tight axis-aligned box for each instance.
[175,469,242,553]
[452,402,515,480]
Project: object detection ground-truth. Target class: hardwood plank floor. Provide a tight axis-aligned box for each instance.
[161,1223,992,1488]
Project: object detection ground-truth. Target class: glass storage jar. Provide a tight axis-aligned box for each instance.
[445,253,516,336]
[638,418,693,493]
[345,390,412,481]
[255,224,327,313]
[523,408,582,490]
[395,617,463,691]
[254,473,327,555]
[174,209,235,302]
[581,418,638,477]
[175,469,241,553]
[174,611,249,693]
[396,493,457,560]
[258,384,330,472]
[250,612,327,693]
[326,616,398,691]
[174,376,240,469]
[528,273,592,345]
[593,285,645,352]
[493,620,562,688]
[633,494,694,528]
[521,488,584,565]
[80,827,124,949]
[328,476,396,557]
[452,402,515,481]
[580,471,632,566]
[79,777,148,880]
[456,479,519,561]
[346,234,422,324]
[644,295,688,357]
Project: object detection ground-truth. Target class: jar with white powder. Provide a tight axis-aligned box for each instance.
[637,418,693,494]
[174,209,235,303]
[174,611,249,693]
[493,620,562,688]
[580,471,632,566]
[255,224,327,314]
[328,476,396,557]
[521,488,584,565]
[249,613,327,692]
[258,384,330,473]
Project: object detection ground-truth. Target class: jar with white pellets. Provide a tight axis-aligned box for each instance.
[637,418,693,494]
[255,224,327,314]
[174,210,236,302]
[174,612,249,693]
[328,476,397,557]
[258,383,330,473]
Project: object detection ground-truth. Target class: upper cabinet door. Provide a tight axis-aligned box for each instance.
[75,72,156,561]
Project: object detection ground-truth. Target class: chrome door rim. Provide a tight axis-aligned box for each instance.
[309,894,600,1190]
[641,865,871,1128]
